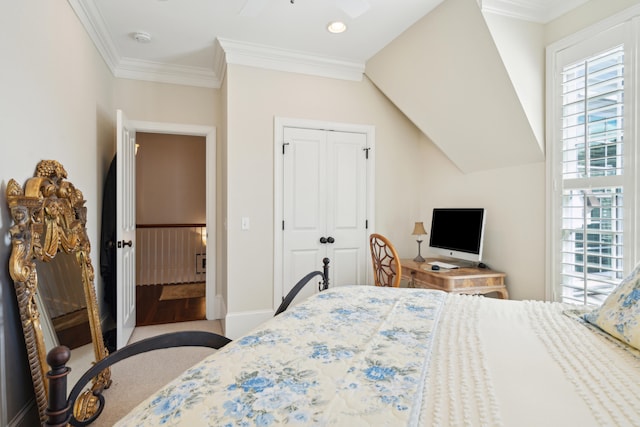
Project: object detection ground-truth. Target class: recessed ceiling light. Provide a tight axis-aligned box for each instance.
[132,31,152,43]
[327,21,347,34]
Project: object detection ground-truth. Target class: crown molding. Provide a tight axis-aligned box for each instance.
[480,0,589,23]
[217,38,364,82]
[115,58,221,88]
[213,39,227,85]
[68,0,362,87]
[69,0,592,87]
[67,0,221,88]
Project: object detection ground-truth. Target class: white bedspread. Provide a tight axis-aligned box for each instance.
[422,294,640,426]
[115,286,640,426]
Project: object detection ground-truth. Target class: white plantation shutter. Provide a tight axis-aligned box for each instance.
[548,11,640,305]
[559,46,625,305]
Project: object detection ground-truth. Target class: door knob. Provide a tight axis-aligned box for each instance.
[117,240,133,248]
[319,237,328,244]
[327,237,335,244]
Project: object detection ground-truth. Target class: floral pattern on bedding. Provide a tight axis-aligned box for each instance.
[584,261,640,351]
[116,286,446,426]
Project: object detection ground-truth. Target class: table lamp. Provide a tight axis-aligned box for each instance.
[412,221,427,262]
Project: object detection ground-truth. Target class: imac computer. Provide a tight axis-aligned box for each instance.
[428,208,486,264]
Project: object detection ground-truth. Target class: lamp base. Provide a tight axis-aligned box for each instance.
[414,239,425,263]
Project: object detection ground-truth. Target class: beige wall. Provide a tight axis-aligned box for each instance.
[365,0,543,174]
[545,0,640,45]
[224,65,423,316]
[417,137,546,301]
[114,79,220,126]
[219,75,229,323]
[135,133,206,224]
[483,12,546,148]
[0,1,116,424]
[365,0,547,301]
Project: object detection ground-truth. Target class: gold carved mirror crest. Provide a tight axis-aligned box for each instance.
[7,160,111,423]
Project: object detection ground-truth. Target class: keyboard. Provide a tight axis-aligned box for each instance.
[427,261,459,269]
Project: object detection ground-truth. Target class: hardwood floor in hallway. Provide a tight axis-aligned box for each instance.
[136,284,206,326]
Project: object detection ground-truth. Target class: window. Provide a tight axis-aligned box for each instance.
[560,46,625,305]
[547,10,639,305]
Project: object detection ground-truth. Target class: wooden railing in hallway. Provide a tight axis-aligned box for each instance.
[136,224,206,286]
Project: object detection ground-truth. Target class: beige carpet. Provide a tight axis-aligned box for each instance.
[158,282,206,301]
[91,320,223,426]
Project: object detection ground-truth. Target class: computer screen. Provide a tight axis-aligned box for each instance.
[428,208,486,262]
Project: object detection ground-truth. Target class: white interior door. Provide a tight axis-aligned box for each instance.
[116,109,137,348]
[283,127,326,302]
[325,131,368,286]
[282,127,368,303]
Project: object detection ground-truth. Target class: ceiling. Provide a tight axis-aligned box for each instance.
[69,0,589,88]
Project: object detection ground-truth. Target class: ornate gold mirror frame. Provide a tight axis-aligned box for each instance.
[7,160,111,423]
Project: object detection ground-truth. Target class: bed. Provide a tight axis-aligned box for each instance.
[46,264,640,426]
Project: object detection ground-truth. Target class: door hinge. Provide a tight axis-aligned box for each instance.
[282,220,285,230]
[363,147,370,159]
[366,219,368,229]
[283,142,290,154]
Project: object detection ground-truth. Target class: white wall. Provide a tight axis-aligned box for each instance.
[0,1,115,424]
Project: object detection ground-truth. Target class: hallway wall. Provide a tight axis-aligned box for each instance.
[136,132,206,224]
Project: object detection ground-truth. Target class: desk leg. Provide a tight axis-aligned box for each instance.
[496,288,509,299]
[410,271,416,288]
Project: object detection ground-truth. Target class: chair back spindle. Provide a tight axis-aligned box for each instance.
[369,234,402,287]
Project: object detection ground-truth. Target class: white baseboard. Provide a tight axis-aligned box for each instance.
[212,294,226,321]
[224,309,273,340]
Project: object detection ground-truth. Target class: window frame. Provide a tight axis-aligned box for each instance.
[546,8,640,304]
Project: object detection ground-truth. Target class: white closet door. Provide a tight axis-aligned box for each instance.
[282,127,368,303]
[325,130,368,287]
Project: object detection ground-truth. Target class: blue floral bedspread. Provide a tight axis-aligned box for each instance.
[116,286,447,426]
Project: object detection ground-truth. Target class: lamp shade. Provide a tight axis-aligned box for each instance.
[412,222,427,236]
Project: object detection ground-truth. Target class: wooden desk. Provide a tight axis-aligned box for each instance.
[401,259,508,299]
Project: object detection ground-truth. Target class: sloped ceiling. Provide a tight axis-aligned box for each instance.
[366,0,544,173]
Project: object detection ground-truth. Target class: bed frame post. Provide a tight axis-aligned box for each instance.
[321,257,330,291]
[44,346,72,426]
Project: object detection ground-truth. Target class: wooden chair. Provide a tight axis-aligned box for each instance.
[369,233,402,287]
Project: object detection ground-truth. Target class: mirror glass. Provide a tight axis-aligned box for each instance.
[35,254,96,387]
[6,160,111,423]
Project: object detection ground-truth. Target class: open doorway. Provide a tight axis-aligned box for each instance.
[134,132,207,325]
[101,116,217,347]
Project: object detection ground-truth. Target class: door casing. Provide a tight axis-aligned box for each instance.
[127,119,219,320]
